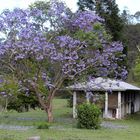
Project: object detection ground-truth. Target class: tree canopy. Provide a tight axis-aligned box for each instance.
[0,0,127,122]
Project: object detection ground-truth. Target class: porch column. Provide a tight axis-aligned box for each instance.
[104,91,108,118]
[129,94,131,114]
[117,91,121,119]
[73,91,77,118]
[86,92,90,103]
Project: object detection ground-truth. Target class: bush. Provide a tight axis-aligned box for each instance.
[36,122,50,129]
[77,103,101,129]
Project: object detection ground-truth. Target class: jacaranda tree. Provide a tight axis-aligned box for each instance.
[0,0,127,122]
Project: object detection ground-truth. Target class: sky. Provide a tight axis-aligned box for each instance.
[0,0,139,14]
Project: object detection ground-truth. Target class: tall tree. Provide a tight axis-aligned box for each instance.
[121,9,134,24]
[133,51,140,84]
[0,0,126,122]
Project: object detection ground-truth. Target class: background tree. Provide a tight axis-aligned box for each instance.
[133,50,140,84]
[134,61,140,82]
[77,0,95,11]
[121,8,134,24]
[124,24,140,82]
[134,11,140,23]
[77,0,127,82]
[120,8,140,82]
[0,0,127,122]
[7,92,40,112]
[77,0,124,41]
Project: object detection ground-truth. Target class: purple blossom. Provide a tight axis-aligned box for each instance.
[0,91,6,95]
[48,0,71,29]
[0,79,4,83]
[3,94,7,97]
[71,11,104,32]
[30,8,43,17]
[0,0,127,105]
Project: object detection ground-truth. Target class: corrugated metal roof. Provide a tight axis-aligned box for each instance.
[68,77,140,91]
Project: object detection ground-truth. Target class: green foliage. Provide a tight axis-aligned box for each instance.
[7,93,40,112]
[134,63,140,77]
[29,0,50,23]
[36,122,50,129]
[124,24,140,68]
[77,0,124,41]
[77,0,127,78]
[0,76,19,96]
[74,23,111,48]
[133,57,140,83]
[30,1,50,13]
[77,0,95,11]
[77,103,101,129]
[96,0,124,41]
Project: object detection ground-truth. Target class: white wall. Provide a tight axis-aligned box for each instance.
[103,109,114,119]
[102,92,140,119]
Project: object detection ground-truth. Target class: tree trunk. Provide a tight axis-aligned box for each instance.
[46,104,53,123]
[30,78,63,123]
[34,90,54,123]
[4,98,8,112]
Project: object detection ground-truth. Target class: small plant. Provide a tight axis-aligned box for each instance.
[36,122,50,129]
[77,103,101,129]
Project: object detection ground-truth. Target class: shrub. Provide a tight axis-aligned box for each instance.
[77,103,101,129]
[36,122,50,129]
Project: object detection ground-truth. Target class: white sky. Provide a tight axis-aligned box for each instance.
[0,0,139,14]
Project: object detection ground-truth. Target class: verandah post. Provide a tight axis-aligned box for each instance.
[105,91,108,118]
[73,91,77,118]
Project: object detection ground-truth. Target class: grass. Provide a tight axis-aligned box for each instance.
[0,98,140,140]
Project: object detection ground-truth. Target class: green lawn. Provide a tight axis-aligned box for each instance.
[0,99,140,140]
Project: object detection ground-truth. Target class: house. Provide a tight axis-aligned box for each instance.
[68,77,140,119]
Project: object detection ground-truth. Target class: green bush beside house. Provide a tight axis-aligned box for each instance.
[77,103,101,129]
